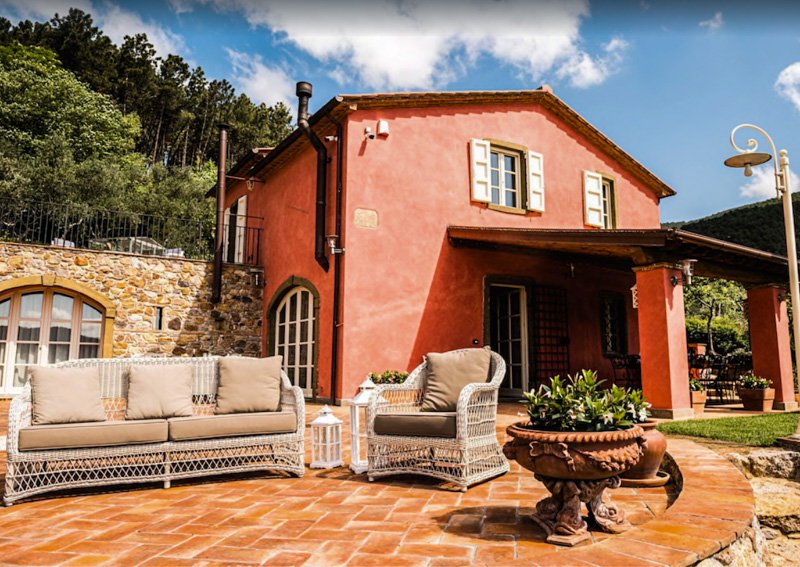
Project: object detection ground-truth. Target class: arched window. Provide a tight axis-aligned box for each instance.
[274,287,315,397]
[0,288,104,394]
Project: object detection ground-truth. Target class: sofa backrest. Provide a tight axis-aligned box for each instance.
[51,357,290,421]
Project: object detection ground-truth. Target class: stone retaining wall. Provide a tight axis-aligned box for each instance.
[0,241,263,360]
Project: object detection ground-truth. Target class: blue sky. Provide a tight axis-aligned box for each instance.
[4,1,800,222]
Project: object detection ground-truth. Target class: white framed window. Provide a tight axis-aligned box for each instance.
[601,178,615,229]
[224,195,248,264]
[470,139,545,212]
[490,149,521,208]
[584,171,616,229]
[274,287,315,397]
[0,289,104,394]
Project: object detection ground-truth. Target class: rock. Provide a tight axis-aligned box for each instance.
[168,317,182,331]
[729,450,800,481]
[762,527,780,540]
[74,256,89,266]
[752,477,800,534]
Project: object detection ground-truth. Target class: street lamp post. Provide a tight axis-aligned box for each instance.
[725,124,800,414]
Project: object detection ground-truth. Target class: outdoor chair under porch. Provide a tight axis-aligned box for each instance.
[365,348,509,491]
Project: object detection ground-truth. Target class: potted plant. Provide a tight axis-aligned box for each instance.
[367,370,409,384]
[620,389,669,487]
[737,374,775,411]
[503,370,645,546]
[689,378,707,415]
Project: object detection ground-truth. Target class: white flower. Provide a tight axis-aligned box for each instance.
[602,412,614,425]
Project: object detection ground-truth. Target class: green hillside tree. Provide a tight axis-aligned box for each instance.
[685,277,748,354]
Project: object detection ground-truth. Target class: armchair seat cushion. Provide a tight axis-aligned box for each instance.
[373,412,457,438]
[19,419,167,451]
[168,411,296,441]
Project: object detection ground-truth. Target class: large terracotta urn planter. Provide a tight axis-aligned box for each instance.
[503,423,644,546]
[738,387,775,412]
[691,390,707,415]
[620,420,669,487]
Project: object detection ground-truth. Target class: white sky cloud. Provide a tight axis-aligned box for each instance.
[0,0,92,20]
[0,1,188,59]
[776,62,800,112]
[226,48,295,107]
[195,0,627,91]
[739,166,800,200]
[100,4,187,58]
[699,11,724,31]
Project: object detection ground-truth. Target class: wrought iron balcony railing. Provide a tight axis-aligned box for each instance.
[0,201,262,266]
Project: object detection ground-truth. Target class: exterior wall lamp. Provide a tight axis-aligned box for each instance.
[670,259,697,287]
[724,124,800,377]
[326,235,345,255]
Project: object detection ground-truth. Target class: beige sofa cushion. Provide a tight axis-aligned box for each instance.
[373,412,457,438]
[168,411,296,441]
[19,419,167,451]
[420,348,491,412]
[215,356,282,414]
[30,366,106,425]
[125,364,194,420]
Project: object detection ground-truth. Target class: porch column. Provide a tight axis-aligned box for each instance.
[747,285,798,411]
[634,264,693,419]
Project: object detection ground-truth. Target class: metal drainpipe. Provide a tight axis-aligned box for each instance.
[212,123,229,304]
[295,82,330,273]
[324,112,344,405]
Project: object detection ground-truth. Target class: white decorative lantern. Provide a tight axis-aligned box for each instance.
[349,377,376,473]
[310,405,343,469]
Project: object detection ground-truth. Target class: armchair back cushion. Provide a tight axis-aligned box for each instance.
[420,348,492,412]
[125,364,194,420]
[215,356,283,414]
[30,366,106,425]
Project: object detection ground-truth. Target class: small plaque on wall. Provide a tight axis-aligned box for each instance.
[354,208,378,229]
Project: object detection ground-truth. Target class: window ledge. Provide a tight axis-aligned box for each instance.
[487,203,528,216]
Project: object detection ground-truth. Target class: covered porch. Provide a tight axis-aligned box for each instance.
[448,226,799,418]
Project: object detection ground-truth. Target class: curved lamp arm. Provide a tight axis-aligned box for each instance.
[729,123,784,193]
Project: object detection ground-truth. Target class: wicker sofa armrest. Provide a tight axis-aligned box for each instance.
[366,384,425,435]
[280,384,306,436]
[6,384,32,457]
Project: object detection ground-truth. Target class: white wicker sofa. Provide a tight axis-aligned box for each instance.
[4,356,305,506]
[366,348,509,491]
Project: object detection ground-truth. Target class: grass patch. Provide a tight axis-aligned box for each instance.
[657,412,800,447]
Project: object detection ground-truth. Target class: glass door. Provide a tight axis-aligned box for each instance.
[274,287,315,397]
[0,289,106,393]
[489,284,529,394]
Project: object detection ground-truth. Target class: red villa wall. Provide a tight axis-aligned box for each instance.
[225,140,339,400]
[339,103,658,397]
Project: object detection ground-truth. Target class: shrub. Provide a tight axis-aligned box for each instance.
[739,374,771,390]
[521,370,650,432]
[689,378,705,391]
[368,370,409,385]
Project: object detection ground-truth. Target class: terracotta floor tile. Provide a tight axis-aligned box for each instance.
[398,543,475,559]
[263,551,312,566]
[347,553,429,566]
[359,532,404,554]
[61,554,112,566]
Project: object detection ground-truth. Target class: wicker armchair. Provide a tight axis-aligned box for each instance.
[4,356,305,506]
[365,349,509,491]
